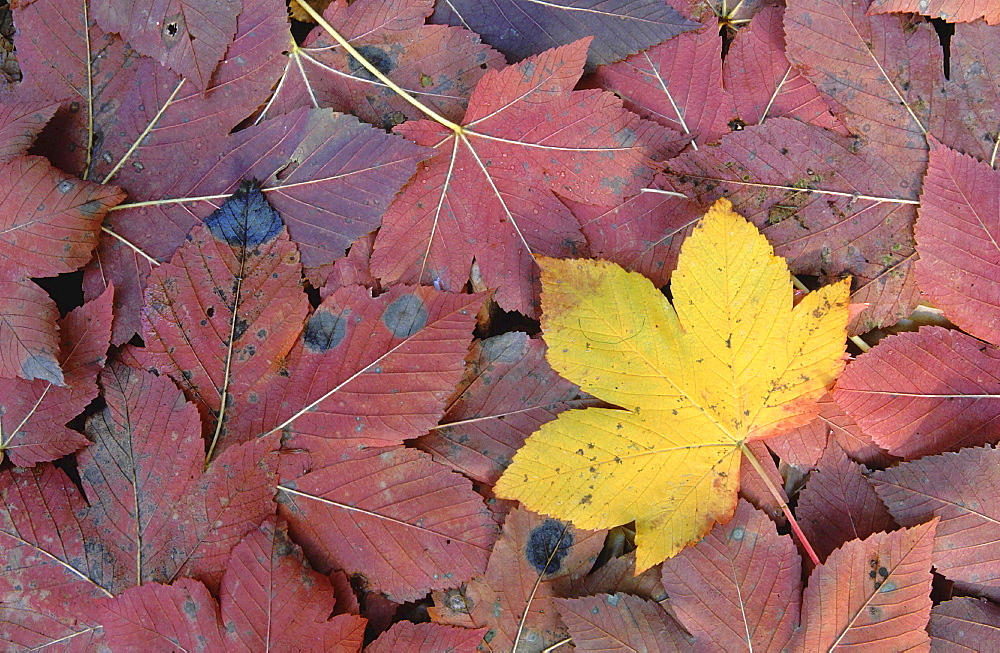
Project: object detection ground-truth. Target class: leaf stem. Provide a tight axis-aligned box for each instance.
[100,226,160,266]
[291,0,464,134]
[740,442,820,566]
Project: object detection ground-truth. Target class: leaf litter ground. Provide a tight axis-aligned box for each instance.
[1,0,1000,649]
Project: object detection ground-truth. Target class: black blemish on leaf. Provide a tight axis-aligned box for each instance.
[205,179,282,248]
[525,519,572,575]
[348,45,396,82]
[382,293,428,337]
[232,317,249,342]
[303,309,348,353]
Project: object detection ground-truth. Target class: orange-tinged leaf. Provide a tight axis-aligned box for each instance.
[495,199,850,569]
[795,521,936,650]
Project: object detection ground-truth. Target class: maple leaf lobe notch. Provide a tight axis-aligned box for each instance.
[205,180,283,248]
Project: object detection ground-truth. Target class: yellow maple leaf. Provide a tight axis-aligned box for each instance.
[494,199,850,571]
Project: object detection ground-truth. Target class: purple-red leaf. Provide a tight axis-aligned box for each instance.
[915,143,1000,344]
[834,327,1000,459]
[784,0,934,187]
[265,0,503,129]
[365,621,485,653]
[795,521,936,650]
[929,598,1000,650]
[0,279,62,384]
[796,440,896,562]
[871,446,1000,587]
[766,393,894,469]
[267,285,483,457]
[0,155,123,280]
[0,99,57,163]
[89,0,289,184]
[138,181,308,452]
[870,0,1000,24]
[101,579,226,649]
[417,332,598,484]
[660,499,800,651]
[0,287,112,466]
[594,18,733,149]
[11,0,140,174]
[371,39,674,315]
[221,517,367,650]
[0,465,111,650]
[430,0,698,68]
[724,5,844,133]
[89,107,429,342]
[278,446,498,602]
[666,117,920,332]
[80,362,279,593]
[554,593,690,652]
[93,0,240,91]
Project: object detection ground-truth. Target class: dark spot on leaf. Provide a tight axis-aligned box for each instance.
[303,309,348,353]
[206,306,215,318]
[232,317,248,341]
[728,117,746,131]
[166,23,178,36]
[526,519,572,575]
[381,293,428,337]
[205,180,282,248]
[348,45,396,81]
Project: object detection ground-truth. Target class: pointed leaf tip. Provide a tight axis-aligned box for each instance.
[205,180,284,248]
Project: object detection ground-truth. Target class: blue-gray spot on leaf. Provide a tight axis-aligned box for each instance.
[21,354,64,386]
[303,309,348,353]
[205,179,282,248]
[382,293,428,337]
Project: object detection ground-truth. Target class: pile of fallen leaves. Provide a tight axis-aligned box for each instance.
[1,0,999,649]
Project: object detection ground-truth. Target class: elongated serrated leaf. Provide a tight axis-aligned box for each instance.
[431,0,698,67]
[0,287,112,466]
[566,173,701,288]
[417,331,599,484]
[93,0,240,91]
[496,200,850,569]
[784,0,934,186]
[266,0,503,129]
[929,598,1000,650]
[927,22,1000,164]
[555,593,691,652]
[221,517,367,649]
[915,143,1000,344]
[90,0,289,184]
[796,440,896,561]
[11,0,140,174]
[371,39,676,315]
[724,5,844,133]
[795,521,936,650]
[0,100,57,163]
[139,181,308,453]
[278,446,498,602]
[834,327,1000,459]
[766,393,894,469]
[0,155,123,280]
[666,117,919,333]
[870,0,1000,24]
[0,279,62,385]
[366,622,485,653]
[594,18,733,148]
[101,579,225,649]
[0,465,111,650]
[660,499,800,651]
[871,446,1000,587]
[262,285,482,458]
[79,362,279,593]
